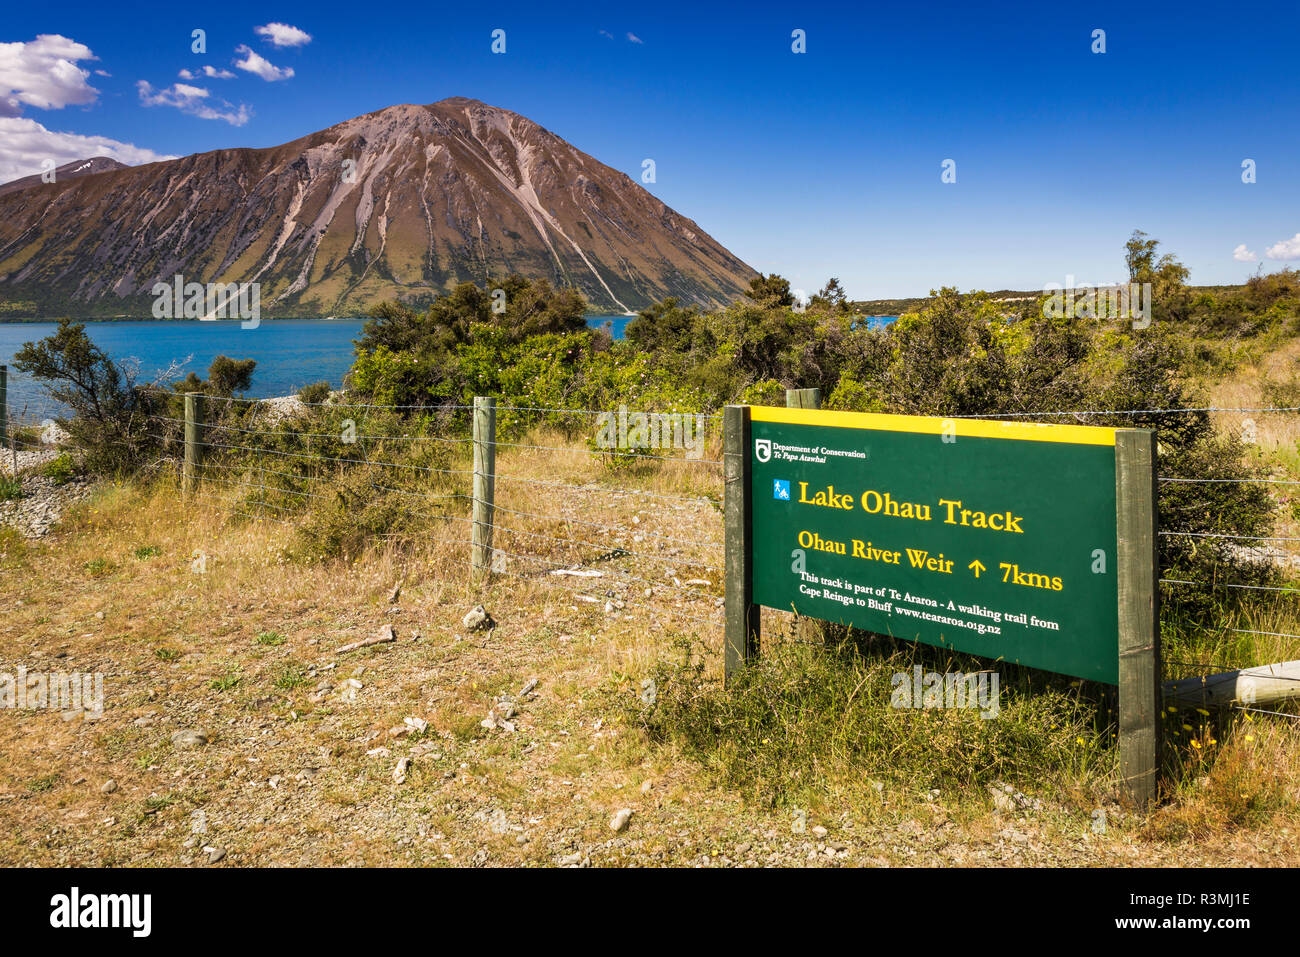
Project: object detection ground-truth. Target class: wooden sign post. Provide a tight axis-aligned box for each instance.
[1116,430,1161,807]
[724,405,759,680]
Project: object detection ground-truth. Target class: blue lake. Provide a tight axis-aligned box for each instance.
[0,319,367,412]
[0,315,626,411]
[0,312,896,414]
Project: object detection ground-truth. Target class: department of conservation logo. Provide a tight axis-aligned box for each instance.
[755,439,772,462]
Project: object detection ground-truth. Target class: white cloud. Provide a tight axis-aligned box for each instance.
[137,80,251,126]
[254,23,312,48]
[626,32,643,44]
[0,115,175,184]
[598,29,614,40]
[1233,244,1257,262]
[180,65,235,81]
[234,45,294,82]
[0,34,100,116]
[1265,234,1300,261]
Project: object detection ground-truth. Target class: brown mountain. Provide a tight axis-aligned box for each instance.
[0,157,130,198]
[0,98,756,317]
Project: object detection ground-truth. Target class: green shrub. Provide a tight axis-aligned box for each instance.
[273,663,309,691]
[40,452,75,485]
[297,381,331,405]
[172,355,256,397]
[209,672,241,693]
[0,474,22,501]
[83,557,114,577]
[11,319,157,474]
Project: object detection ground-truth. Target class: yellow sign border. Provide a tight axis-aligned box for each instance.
[748,406,1117,446]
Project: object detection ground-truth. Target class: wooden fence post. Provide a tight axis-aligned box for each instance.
[1116,428,1161,808]
[724,404,759,682]
[785,388,821,409]
[472,396,497,582]
[183,392,204,496]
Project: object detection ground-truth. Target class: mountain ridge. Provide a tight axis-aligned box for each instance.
[0,157,130,198]
[0,98,757,316]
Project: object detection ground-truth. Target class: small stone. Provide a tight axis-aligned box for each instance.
[388,583,402,603]
[609,808,633,832]
[811,825,828,838]
[101,779,117,794]
[171,729,208,749]
[989,785,1015,813]
[640,779,653,794]
[393,757,411,784]
[462,605,494,631]
[203,846,226,864]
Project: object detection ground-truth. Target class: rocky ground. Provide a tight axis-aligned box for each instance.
[2,464,1297,869]
[0,449,96,539]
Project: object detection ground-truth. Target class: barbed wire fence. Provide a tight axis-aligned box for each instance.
[126,388,731,642]
[4,368,1300,714]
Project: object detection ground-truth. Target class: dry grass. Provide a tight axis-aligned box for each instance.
[1,430,1299,867]
[1210,339,1300,472]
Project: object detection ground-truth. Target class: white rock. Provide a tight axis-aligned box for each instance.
[609,808,633,832]
[462,605,494,631]
[393,757,411,784]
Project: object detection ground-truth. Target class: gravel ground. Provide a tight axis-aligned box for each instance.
[0,448,96,538]
[0,446,60,477]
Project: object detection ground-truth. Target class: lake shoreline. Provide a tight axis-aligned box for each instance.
[0,314,633,323]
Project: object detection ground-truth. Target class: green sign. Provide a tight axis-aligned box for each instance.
[749,407,1122,683]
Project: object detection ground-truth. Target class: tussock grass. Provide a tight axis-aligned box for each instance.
[622,629,1112,810]
[1150,718,1300,840]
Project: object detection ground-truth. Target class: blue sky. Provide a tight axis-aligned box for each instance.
[2,0,1298,299]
